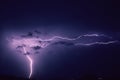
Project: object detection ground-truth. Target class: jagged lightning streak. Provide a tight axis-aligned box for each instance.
[23,47,33,79]
[75,40,118,46]
[9,33,119,79]
[36,34,111,41]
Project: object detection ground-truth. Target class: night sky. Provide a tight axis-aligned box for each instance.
[0,0,120,80]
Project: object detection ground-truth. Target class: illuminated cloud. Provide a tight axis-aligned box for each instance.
[7,31,119,79]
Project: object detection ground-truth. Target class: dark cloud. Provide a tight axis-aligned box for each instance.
[23,52,30,55]
[38,41,51,44]
[16,46,23,49]
[33,46,41,50]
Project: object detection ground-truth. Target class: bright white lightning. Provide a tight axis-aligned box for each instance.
[9,33,119,78]
[23,47,33,79]
[75,40,118,46]
[32,34,108,41]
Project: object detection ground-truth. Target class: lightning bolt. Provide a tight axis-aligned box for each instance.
[9,33,119,79]
[34,34,109,41]
[75,40,118,46]
[35,34,117,47]
[23,47,33,79]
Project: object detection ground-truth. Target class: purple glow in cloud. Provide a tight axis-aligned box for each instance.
[8,33,119,78]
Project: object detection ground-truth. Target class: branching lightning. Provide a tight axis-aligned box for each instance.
[9,33,119,78]
[29,34,110,41]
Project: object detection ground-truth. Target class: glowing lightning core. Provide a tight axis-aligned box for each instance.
[9,33,119,79]
[23,47,33,79]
